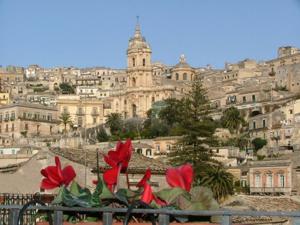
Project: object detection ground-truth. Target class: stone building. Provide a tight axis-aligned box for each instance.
[249,159,292,195]
[0,103,59,139]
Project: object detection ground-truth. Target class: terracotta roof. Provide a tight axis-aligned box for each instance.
[50,147,169,174]
[0,150,95,194]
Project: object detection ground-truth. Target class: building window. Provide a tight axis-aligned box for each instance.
[11,112,15,120]
[11,123,14,132]
[266,174,273,187]
[253,121,256,129]
[5,124,8,132]
[183,73,187,80]
[93,117,97,124]
[146,149,152,156]
[290,109,293,114]
[156,145,160,152]
[263,119,266,128]
[243,96,246,103]
[176,73,179,80]
[252,95,256,102]
[132,58,135,67]
[78,117,83,127]
[255,174,261,187]
[279,174,285,187]
[137,149,142,154]
[143,58,146,66]
[25,124,28,130]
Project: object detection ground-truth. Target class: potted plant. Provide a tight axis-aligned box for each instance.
[20,139,219,225]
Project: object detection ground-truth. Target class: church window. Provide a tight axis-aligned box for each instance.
[176,73,179,80]
[132,58,136,67]
[183,73,187,80]
[143,58,146,66]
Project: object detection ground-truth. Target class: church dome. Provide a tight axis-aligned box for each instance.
[174,55,192,69]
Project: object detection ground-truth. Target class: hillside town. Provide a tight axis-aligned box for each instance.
[1,22,300,211]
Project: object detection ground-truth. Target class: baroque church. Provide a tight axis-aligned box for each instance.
[109,22,196,118]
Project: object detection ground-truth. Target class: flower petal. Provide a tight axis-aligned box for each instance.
[104,154,118,168]
[166,167,186,190]
[62,165,76,186]
[55,156,64,181]
[153,195,167,206]
[178,164,193,191]
[41,178,59,190]
[140,183,154,204]
[43,166,62,186]
[137,168,151,187]
[103,166,119,186]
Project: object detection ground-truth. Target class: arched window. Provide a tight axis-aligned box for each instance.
[255,173,261,187]
[266,173,273,187]
[132,58,136,67]
[146,149,152,156]
[132,77,136,87]
[143,58,146,66]
[279,174,285,187]
[132,104,137,117]
[183,73,187,80]
[176,73,179,80]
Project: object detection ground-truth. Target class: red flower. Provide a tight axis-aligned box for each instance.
[103,166,120,192]
[141,182,154,204]
[136,168,151,187]
[40,156,76,190]
[166,164,193,191]
[138,168,166,206]
[104,139,132,172]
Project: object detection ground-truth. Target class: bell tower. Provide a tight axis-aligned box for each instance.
[127,20,152,87]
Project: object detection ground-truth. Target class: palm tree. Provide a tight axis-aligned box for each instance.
[105,113,123,135]
[59,112,73,134]
[221,107,245,134]
[201,166,234,202]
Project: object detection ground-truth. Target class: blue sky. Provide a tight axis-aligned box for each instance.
[1,0,300,69]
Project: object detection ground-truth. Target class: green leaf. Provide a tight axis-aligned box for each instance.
[186,202,206,210]
[51,186,65,205]
[156,187,189,205]
[175,195,192,210]
[62,188,91,207]
[90,180,103,207]
[52,184,92,207]
[69,181,81,196]
[190,186,219,210]
[99,181,114,200]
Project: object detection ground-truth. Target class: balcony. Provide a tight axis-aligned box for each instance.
[91,111,99,116]
[250,186,291,194]
[76,111,85,116]
[18,116,59,124]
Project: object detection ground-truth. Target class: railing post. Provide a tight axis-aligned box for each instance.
[8,208,20,225]
[159,214,169,225]
[53,210,63,225]
[221,215,232,225]
[103,212,113,225]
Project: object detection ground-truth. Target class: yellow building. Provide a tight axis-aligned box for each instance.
[0,93,10,105]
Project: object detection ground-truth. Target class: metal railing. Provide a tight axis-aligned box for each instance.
[1,204,300,225]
